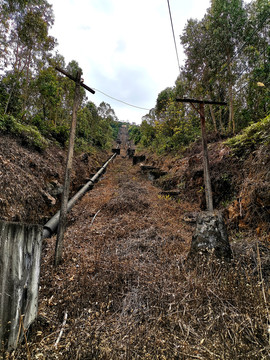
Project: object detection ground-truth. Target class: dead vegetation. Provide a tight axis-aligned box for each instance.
[8,155,270,360]
[0,134,107,224]
[144,138,270,235]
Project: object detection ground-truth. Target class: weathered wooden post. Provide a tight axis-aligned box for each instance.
[54,67,95,266]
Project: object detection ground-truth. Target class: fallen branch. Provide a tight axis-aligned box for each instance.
[54,311,68,348]
[90,209,101,227]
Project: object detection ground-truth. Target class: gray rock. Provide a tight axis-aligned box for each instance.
[46,180,63,197]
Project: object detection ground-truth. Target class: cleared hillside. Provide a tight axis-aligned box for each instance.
[5,129,270,359]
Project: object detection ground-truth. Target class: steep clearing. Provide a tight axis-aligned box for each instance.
[1,126,270,359]
[11,152,270,359]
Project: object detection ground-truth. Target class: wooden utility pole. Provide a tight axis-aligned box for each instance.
[54,67,95,266]
[176,98,227,212]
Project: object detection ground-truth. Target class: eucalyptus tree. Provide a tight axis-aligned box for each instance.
[141,79,200,153]
[181,0,248,134]
[33,66,61,125]
[206,0,247,134]
[180,17,224,133]
[0,0,56,116]
[97,102,119,122]
[240,0,270,123]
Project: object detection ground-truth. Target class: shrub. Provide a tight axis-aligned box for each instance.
[0,114,48,151]
[226,114,270,157]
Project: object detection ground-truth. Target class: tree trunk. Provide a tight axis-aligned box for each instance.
[4,87,14,115]
[218,108,225,134]
[209,104,218,134]
[228,81,235,134]
[228,58,235,134]
[21,51,32,117]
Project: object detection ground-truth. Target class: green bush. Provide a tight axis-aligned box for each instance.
[0,114,48,151]
[225,114,270,157]
[75,137,95,154]
[47,123,70,146]
[128,125,142,145]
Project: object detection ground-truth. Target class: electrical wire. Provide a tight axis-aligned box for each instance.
[167,0,181,75]
[92,5,268,113]
[92,87,151,111]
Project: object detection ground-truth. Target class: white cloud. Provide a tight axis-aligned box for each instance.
[49,0,210,123]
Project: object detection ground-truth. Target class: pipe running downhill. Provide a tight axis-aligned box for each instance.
[42,153,117,239]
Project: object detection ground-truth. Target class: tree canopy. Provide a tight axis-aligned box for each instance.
[133,0,270,154]
[0,0,122,152]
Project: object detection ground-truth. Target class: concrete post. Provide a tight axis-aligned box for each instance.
[0,221,42,351]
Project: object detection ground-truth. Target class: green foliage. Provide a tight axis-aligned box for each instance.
[128,125,141,145]
[47,123,69,146]
[0,114,48,151]
[138,82,200,154]
[76,101,116,151]
[140,120,156,148]
[110,120,122,140]
[74,138,95,154]
[2,0,269,156]
[137,0,270,155]
[225,114,270,157]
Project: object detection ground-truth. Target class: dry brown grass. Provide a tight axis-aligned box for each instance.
[9,157,270,360]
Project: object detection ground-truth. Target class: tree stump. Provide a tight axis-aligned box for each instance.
[189,211,232,260]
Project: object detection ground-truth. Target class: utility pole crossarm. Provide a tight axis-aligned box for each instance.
[176,98,227,106]
[55,66,95,94]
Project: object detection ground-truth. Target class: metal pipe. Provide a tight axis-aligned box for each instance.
[42,153,117,239]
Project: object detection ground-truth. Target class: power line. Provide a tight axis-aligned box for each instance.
[167,0,181,75]
[92,87,151,111]
[93,6,269,114]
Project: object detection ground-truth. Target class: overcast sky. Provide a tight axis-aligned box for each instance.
[48,0,211,124]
